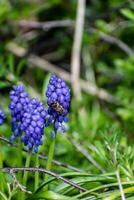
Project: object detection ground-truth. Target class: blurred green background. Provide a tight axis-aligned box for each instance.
[0,0,134,199]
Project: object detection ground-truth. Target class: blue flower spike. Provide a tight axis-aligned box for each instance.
[46,74,70,136]
[20,98,47,153]
[9,85,30,141]
[0,107,6,125]
[9,85,47,153]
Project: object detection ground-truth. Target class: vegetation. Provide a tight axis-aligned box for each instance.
[0,0,134,199]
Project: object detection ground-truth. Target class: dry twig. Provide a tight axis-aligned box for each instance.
[15,19,74,30]
[6,42,119,104]
[71,0,86,100]
[10,170,32,194]
[0,135,82,172]
[116,170,126,200]
[2,167,87,192]
[88,28,133,56]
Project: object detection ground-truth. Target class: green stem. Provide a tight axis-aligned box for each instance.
[18,140,23,199]
[44,137,55,191]
[20,152,31,200]
[0,191,7,200]
[34,154,39,190]
[23,153,31,186]
[18,140,23,166]
[18,140,23,179]
[0,149,4,192]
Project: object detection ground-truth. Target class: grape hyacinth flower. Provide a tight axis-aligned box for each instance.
[46,74,70,137]
[9,85,30,142]
[20,98,47,153]
[0,107,6,125]
[9,85,47,153]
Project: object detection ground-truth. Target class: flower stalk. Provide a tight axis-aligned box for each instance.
[20,152,31,200]
[44,136,56,191]
[34,153,39,190]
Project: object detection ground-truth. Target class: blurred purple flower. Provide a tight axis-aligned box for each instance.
[0,107,6,125]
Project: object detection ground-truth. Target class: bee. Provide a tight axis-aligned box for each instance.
[51,100,64,114]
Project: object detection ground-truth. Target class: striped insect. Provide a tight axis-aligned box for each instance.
[51,101,64,114]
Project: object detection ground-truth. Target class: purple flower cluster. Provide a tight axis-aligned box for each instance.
[46,74,70,137]
[20,98,47,153]
[0,107,6,125]
[9,85,30,140]
[8,74,70,151]
[9,85,47,153]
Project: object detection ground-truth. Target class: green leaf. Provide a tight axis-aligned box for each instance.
[74,182,134,199]
[0,190,7,200]
[0,1,11,22]
[120,8,134,20]
[8,54,14,73]
[26,190,78,200]
[16,59,26,76]
[103,186,134,200]
[0,81,10,89]
[55,175,115,195]
[34,172,90,194]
